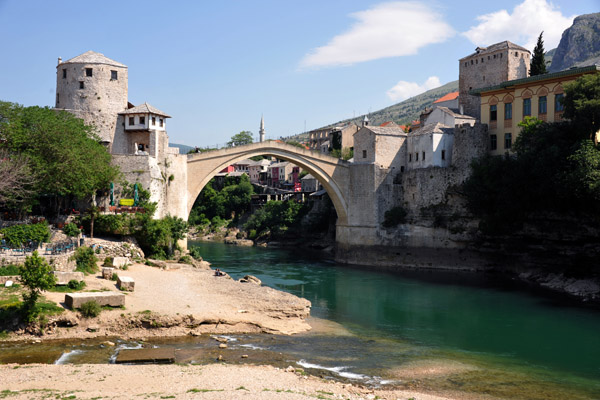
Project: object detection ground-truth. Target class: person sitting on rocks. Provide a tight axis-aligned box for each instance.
[214,268,224,277]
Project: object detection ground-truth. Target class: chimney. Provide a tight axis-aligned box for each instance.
[57,57,62,65]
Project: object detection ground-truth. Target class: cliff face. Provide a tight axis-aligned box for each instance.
[549,13,600,72]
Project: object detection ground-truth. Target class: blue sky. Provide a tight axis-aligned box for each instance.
[0,0,597,147]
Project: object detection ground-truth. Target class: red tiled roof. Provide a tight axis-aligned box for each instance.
[380,121,397,127]
[433,91,459,103]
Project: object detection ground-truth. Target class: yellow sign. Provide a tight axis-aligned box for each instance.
[119,199,134,206]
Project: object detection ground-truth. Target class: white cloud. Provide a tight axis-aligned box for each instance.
[300,2,455,68]
[386,76,441,101]
[463,0,575,50]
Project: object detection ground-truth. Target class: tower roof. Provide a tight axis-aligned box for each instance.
[59,51,127,68]
[119,102,171,118]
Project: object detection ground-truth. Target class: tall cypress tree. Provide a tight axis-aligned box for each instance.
[530,32,547,76]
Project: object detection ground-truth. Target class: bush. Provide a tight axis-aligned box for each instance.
[20,251,56,322]
[382,206,407,228]
[188,246,202,260]
[244,200,307,238]
[111,272,118,281]
[103,257,114,268]
[62,223,80,237]
[134,215,188,259]
[248,229,257,240]
[67,279,85,290]
[0,264,21,276]
[73,246,98,275]
[0,222,51,248]
[79,300,101,318]
[179,255,193,264]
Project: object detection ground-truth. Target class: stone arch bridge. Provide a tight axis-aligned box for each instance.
[186,141,350,226]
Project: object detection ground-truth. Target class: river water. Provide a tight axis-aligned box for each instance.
[2,241,599,399]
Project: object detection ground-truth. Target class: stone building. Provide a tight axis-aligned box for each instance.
[406,123,454,170]
[55,51,128,148]
[55,51,187,219]
[459,41,530,119]
[473,65,600,155]
[308,123,359,153]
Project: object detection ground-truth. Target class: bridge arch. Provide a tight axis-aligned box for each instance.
[186,142,350,225]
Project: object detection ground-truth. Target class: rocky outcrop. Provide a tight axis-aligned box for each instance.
[549,13,600,72]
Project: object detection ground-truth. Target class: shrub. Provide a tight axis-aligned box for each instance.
[62,223,80,237]
[79,300,101,318]
[67,279,85,290]
[179,255,193,264]
[248,229,257,240]
[103,257,114,268]
[188,246,202,260]
[382,206,407,228]
[0,264,21,276]
[20,251,56,322]
[111,272,118,281]
[73,246,99,275]
[0,222,51,248]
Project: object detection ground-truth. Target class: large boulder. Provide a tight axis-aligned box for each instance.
[65,292,125,309]
[53,271,84,285]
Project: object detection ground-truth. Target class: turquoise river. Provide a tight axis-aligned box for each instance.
[1,241,599,399]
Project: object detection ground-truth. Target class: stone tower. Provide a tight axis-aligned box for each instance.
[459,41,530,119]
[55,51,128,148]
[259,115,265,142]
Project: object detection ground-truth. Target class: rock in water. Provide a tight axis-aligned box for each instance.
[239,275,261,285]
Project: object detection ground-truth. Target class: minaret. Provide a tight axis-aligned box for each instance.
[259,115,265,142]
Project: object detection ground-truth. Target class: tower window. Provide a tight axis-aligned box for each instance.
[111,70,118,80]
[441,150,446,160]
[500,53,502,58]
[490,135,497,150]
[85,68,93,77]
[56,93,59,104]
[415,152,419,161]
[409,153,412,162]
[139,116,145,125]
[62,69,67,79]
[152,117,156,125]
[129,117,134,125]
[79,81,84,89]
[471,60,473,65]
[422,151,425,161]
[362,150,367,158]
[159,118,163,127]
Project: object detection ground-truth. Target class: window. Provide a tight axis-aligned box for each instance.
[62,69,67,79]
[85,68,92,77]
[505,133,512,149]
[111,70,118,80]
[415,152,419,161]
[523,98,531,116]
[362,150,367,158]
[471,60,473,65]
[490,104,497,121]
[539,96,547,114]
[56,93,59,104]
[515,51,518,57]
[79,81,84,89]
[555,93,564,112]
[138,144,144,151]
[159,118,163,127]
[139,116,145,125]
[422,151,425,161]
[500,53,502,58]
[409,153,412,162]
[504,103,512,120]
[441,150,446,160]
[490,135,497,150]
[152,117,156,125]
[129,117,134,125]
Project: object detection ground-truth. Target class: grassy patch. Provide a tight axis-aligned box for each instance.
[235,386,249,391]
[79,301,101,318]
[48,281,86,293]
[186,388,224,393]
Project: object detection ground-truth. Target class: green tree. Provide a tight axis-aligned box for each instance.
[227,131,254,147]
[563,73,600,140]
[530,32,547,76]
[20,251,56,321]
[0,102,120,211]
